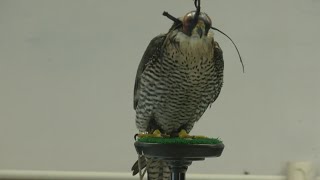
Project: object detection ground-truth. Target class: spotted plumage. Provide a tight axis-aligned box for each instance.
[132,11,224,180]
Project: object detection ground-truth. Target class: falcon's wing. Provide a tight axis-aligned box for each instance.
[133,34,166,110]
[211,41,224,104]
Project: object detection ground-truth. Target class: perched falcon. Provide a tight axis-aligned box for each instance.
[132,11,224,180]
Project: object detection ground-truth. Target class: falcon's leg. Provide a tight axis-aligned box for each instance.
[137,129,167,138]
[178,129,208,139]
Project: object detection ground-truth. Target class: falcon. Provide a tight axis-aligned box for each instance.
[132,10,224,180]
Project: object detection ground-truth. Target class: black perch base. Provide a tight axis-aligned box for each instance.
[134,141,224,180]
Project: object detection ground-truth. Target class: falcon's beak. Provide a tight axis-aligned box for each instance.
[197,28,203,38]
[195,21,205,38]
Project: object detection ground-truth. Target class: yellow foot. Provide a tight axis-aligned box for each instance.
[137,129,163,138]
[178,129,208,139]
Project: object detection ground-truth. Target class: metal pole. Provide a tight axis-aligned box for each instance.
[169,161,190,180]
[171,172,186,180]
[171,171,179,180]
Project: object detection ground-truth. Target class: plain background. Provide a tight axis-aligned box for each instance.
[0,0,320,175]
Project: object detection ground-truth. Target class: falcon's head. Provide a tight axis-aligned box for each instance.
[169,11,214,56]
[181,11,212,38]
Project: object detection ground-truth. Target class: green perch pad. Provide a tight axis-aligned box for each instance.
[137,137,222,145]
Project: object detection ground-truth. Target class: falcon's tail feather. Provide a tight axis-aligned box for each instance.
[131,156,171,180]
[131,155,147,176]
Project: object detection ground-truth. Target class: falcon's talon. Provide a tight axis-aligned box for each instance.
[152,129,162,137]
[178,129,192,138]
[136,129,164,139]
[191,135,208,139]
[178,129,208,139]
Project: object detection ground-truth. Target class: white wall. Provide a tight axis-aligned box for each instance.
[0,0,319,176]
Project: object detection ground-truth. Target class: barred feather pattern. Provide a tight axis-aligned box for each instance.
[147,159,171,180]
[135,30,223,134]
[133,29,224,180]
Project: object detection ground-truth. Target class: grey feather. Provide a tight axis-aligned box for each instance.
[210,41,224,104]
[133,34,166,110]
[131,155,147,176]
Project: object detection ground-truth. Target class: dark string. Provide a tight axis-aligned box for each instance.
[211,27,244,73]
[162,0,245,73]
[194,0,200,12]
[193,0,201,26]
